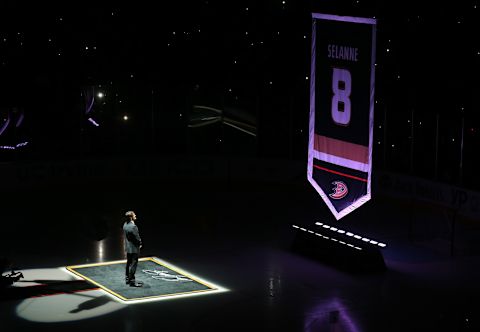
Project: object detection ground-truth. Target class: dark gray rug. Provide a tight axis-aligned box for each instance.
[66,257,219,302]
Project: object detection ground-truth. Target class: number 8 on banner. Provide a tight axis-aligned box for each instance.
[331,68,351,126]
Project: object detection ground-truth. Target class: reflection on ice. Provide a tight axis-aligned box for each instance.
[305,298,361,332]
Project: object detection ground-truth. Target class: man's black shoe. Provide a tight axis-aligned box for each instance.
[129,281,143,287]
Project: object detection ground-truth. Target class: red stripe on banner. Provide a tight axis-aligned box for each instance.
[313,164,368,182]
[314,134,369,164]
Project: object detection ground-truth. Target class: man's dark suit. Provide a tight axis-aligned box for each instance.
[123,221,142,284]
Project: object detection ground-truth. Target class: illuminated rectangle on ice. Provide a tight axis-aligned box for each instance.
[66,257,227,303]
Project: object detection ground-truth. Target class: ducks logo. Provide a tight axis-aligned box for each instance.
[329,181,348,199]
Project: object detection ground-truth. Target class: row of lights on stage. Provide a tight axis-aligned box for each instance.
[292,222,387,249]
[0,141,29,150]
[314,222,387,248]
[292,225,363,251]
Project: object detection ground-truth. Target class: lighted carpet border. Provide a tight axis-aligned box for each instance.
[66,256,225,303]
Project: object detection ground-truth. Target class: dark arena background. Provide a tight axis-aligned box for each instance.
[1,1,480,331]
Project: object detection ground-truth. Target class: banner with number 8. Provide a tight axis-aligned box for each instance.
[307,13,376,220]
